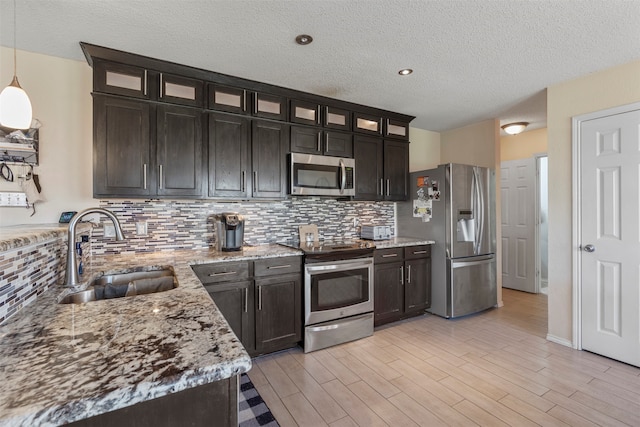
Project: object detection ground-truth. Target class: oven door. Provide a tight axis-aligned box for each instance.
[304,257,373,325]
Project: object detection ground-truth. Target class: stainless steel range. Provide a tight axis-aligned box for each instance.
[281,240,375,353]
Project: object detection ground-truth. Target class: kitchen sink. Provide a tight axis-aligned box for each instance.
[59,268,177,304]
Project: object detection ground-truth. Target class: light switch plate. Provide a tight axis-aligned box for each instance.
[135,221,148,236]
[103,224,116,238]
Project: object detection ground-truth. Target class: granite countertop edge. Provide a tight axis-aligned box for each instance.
[372,237,435,248]
[0,244,302,427]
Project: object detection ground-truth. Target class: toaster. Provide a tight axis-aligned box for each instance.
[360,225,392,240]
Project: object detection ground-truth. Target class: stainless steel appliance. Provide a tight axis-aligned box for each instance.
[214,213,245,252]
[290,153,355,197]
[360,224,392,240]
[397,163,497,318]
[281,240,375,352]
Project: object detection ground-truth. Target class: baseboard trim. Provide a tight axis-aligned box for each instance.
[546,334,574,348]
[496,299,504,308]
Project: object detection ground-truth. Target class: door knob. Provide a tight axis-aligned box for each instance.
[583,244,596,253]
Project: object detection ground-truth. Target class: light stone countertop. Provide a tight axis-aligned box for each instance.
[0,223,93,252]
[0,244,302,427]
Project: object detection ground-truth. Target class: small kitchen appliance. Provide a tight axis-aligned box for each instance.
[290,153,355,197]
[360,224,391,240]
[215,213,245,251]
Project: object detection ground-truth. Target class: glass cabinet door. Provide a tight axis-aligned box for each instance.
[95,60,150,99]
[354,112,382,135]
[160,73,203,107]
[208,84,248,114]
[253,92,287,121]
[290,99,320,126]
[324,106,351,131]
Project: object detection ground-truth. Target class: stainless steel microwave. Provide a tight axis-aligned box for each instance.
[290,153,355,197]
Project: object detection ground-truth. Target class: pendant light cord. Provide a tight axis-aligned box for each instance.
[13,0,17,76]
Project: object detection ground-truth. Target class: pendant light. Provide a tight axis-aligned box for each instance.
[0,0,32,130]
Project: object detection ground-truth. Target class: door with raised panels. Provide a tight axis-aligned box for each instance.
[501,157,536,293]
[580,107,640,367]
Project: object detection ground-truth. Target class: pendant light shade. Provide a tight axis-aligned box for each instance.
[0,76,32,129]
[0,0,32,130]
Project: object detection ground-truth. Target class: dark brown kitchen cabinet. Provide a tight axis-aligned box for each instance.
[204,281,255,354]
[93,96,153,197]
[253,92,287,121]
[290,99,320,126]
[383,140,409,201]
[255,274,302,354]
[208,112,250,198]
[290,126,352,158]
[192,256,302,358]
[374,245,431,326]
[251,120,289,199]
[208,84,248,115]
[158,73,204,107]
[353,135,383,200]
[354,112,382,135]
[94,60,151,100]
[156,105,204,197]
[384,118,410,140]
[324,106,351,130]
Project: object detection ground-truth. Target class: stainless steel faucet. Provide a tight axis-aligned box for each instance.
[64,207,125,287]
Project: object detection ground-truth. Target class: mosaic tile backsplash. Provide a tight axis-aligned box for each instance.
[93,198,395,254]
[0,240,65,324]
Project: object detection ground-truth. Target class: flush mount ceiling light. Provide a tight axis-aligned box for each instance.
[501,122,529,135]
[0,0,32,130]
[295,34,313,45]
[398,68,413,76]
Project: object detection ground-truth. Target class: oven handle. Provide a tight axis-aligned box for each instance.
[305,258,373,273]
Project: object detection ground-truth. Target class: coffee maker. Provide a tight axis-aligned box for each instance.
[215,213,245,251]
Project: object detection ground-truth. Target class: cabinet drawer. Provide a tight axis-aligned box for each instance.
[404,245,431,260]
[254,256,301,277]
[374,247,404,263]
[192,261,250,284]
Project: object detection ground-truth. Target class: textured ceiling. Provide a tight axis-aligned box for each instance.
[1,0,639,133]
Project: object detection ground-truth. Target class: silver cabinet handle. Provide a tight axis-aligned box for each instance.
[316,105,321,125]
[378,118,383,134]
[242,90,247,112]
[339,159,346,194]
[159,73,163,98]
[254,93,258,114]
[324,106,329,126]
[317,132,321,152]
[143,70,147,96]
[413,250,427,255]
[143,163,147,190]
[583,244,596,253]
[407,265,411,284]
[258,285,262,311]
[159,164,163,189]
[241,171,246,192]
[208,271,237,277]
[386,179,390,196]
[382,253,398,258]
[325,133,329,153]
[267,264,291,270]
[380,178,383,197]
[400,266,404,285]
[386,118,390,136]
[243,287,248,313]
[253,170,258,190]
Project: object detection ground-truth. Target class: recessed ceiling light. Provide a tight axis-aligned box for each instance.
[295,34,313,45]
[501,122,529,135]
[398,69,413,76]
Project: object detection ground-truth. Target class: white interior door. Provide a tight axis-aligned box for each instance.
[580,108,640,367]
[501,158,537,293]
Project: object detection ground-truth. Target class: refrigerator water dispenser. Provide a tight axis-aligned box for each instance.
[456,210,475,242]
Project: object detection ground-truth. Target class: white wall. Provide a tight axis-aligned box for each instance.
[546,59,640,344]
[408,127,440,172]
[0,47,95,226]
[440,119,503,306]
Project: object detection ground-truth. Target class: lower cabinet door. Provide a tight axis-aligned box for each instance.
[255,274,301,353]
[404,257,431,314]
[373,261,404,326]
[206,281,255,354]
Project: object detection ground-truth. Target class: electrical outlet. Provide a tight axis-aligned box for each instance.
[136,221,148,236]
[104,224,116,238]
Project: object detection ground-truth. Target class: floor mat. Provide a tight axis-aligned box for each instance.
[239,373,280,427]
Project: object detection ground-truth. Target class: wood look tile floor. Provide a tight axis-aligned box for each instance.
[248,289,640,426]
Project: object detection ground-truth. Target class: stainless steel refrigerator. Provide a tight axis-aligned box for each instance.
[397,163,497,318]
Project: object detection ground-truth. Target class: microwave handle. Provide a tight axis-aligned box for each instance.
[339,159,346,194]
